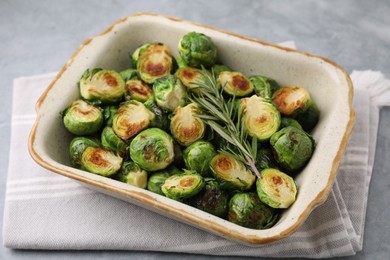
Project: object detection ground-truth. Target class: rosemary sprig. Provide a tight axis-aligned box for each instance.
[190,69,261,179]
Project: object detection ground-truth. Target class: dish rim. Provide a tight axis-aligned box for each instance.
[28,12,355,245]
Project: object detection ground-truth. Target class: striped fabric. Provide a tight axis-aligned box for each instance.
[3,65,389,257]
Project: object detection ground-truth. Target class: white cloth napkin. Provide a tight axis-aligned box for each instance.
[3,46,390,257]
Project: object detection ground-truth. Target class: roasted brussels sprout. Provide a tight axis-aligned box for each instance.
[143,97,170,131]
[112,100,155,141]
[175,67,203,92]
[228,192,278,229]
[120,68,138,82]
[131,43,151,68]
[188,178,229,218]
[63,100,103,135]
[153,75,187,111]
[101,126,127,156]
[210,154,256,191]
[161,171,205,200]
[147,166,181,195]
[134,43,173,84]
[116,161,148,189]
[69,137,100,167]
[255,147,279,171]
[102,105,118,127]
[272,86,319,131]
[124,80,153,102]
[249,75,280,99]
[280,117,303,130]
[240,95,281,141]
[130,128,175,171]
[170,103,206,146]
[270,126,315,172]
[79,69,126,104]
[211,64,233,79]
[178,32,217,68]
[218,71,254,97]
[80,147,123,177]
[183,141,216,176]
[256,168,297,208]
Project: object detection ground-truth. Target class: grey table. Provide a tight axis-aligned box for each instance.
[1,0,389,259]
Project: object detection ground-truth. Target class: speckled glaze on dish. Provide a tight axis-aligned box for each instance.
[28,13,355,245]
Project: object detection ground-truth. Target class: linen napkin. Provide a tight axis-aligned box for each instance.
[3,49,390,258]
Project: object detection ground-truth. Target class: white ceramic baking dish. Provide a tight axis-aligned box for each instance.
[28,13,355,245]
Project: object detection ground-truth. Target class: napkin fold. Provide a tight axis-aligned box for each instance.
[3,54,390,257]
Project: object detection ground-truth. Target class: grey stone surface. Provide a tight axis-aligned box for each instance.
[0,0,389,259]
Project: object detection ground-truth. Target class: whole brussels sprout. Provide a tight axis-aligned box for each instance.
[270,126,315,172]
[188,178,229,218]
[210,154,256,191]
[175,67,203,92]
[228,192,278,229]
[256,168,297,208]
[249,75,280,99]
[272,86,319,131]
[102,105,118,127]
[116,161,148,189]
[69,137,100,167]
[119,68,138,82]
[147,166,181,195]
[240,95,281,141]
[178,32,217,68]
[130,128,175,171]
[63,100,103,135]
[218,71,254,97]
[170,103,206,146]
[101,126,127,157]
[81,147,123,177]
[255,147,279,171]
[79,68,126,104]
[124,80,153,102]
[153,75,187,112]
[280,117,303,131]
[161,171,205,200]
[112,100,155,141]
[134,43,173,84]
[183,141,216,176]
[211,64,233,79]
[143,97,170,131]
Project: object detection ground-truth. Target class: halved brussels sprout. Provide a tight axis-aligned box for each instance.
[256,168,297,208]
[147,166,181,195]
[135,43,173,84]
[170,103,206,146]
[120,69,138,82]
[112,100,155,141]
[161,171,205,200]
[81,147,123,177]
[101,126,127,157]
[240,95,281,141]
[131,43,151,68]
[210,154,256,191]
[183,141,216,176]
[116,161,148,189]
[272,86,319,131]
[102,105,118,127]
[178,32,217,68]
[175,67,203,91]
[218,71,254,97]
[228,192,278,229]
[211,64,233,79]
[79,69,125,104]
[69,137,100,167]
[280,117,303,131]
[188,178,229,218]
[270,126,315,172]
[143,97,170,131]
[255,147,279,171]
[63,100,103,135]
[153,75,187,111]
[130,128,175,171]
[125,80,153,102]
[249,75,280,99]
